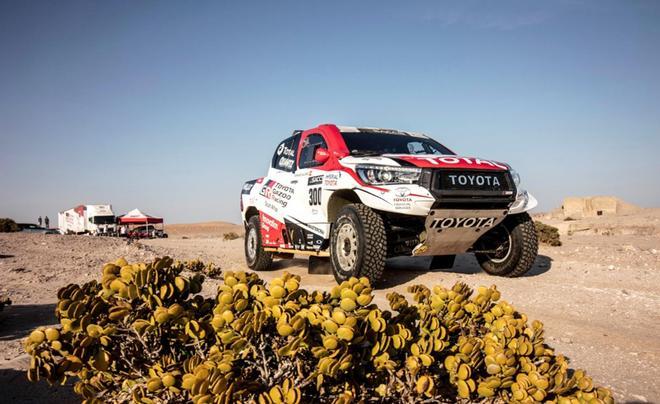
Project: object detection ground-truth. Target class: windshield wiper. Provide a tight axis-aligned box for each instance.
[350,150,382,157]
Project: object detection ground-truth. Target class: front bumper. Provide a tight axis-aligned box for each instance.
[412,208,508,256]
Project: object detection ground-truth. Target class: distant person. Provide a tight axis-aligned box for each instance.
[44,216,50,228]
[37,216,42,227]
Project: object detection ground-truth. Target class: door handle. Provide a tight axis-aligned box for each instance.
[291,180,298,184]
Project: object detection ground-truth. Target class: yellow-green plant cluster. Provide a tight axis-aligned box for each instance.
[178,258,222,279]
[25,257,611,403]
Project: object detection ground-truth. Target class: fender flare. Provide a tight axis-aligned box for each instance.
[326,189,362,223]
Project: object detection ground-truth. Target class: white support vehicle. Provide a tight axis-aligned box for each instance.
[58,204,116,235]
[240,124,538,285]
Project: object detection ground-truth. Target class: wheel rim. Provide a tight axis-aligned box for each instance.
[335,222,358,272]
[246,227,258,261]
[486,227,512,263]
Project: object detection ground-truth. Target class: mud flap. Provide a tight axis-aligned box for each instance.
[413,209,508,256]
[308,256,333,275]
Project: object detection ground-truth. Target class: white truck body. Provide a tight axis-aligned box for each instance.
[58,204,116,235]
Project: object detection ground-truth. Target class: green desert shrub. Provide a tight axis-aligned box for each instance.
[0,218,19,232]
[223,232,241,241]
[25,257,611,403]
[535,221,562,246]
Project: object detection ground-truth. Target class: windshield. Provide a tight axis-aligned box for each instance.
[91,215,116,224]
[341,132,454,156]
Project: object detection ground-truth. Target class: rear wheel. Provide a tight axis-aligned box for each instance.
[330,204,386,285]
[475,212,538,277]
[245,216,273,271]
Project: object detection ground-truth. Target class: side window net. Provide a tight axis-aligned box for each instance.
[299,134,328,168]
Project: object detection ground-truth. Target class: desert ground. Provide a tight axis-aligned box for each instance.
[1,213,659,403]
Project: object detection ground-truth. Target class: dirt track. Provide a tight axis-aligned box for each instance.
[1,211,659,403]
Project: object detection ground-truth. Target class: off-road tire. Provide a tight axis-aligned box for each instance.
[476,212,538,277]
[245,216,273,271]
[330,204,386,285]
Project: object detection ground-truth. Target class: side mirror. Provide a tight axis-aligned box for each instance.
[314,147,330,164]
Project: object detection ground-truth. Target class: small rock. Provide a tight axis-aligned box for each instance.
[631,394,647,402]
[607,265,615,270]
[560,337,572,344]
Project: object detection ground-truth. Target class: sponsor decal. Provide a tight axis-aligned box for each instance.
[242,181,255,194]
[286,216,326,237]
[448,174,500,187]
[277,156,295,170]
[394,202,412,210]
[394,187,410,197]
[259,180,294,208]
[261,214,280,231]
[259,212,284,247]
[324,172,340,186]
[409,156,508,170]
[276,143,296,170]
[308,175,323,186]
[393,187,413,210]
[306,223,324,235]
[264,200,278,212]
[429,217,497,229]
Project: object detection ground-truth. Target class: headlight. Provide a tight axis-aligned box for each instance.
[356,165,422,185]
[509,168,521,187]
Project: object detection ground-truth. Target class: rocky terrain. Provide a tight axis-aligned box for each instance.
[1,211,659,403]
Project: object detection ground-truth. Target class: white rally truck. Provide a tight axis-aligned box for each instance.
[240,124,538,285]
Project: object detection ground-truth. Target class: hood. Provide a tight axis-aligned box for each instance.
[383,154,509,171]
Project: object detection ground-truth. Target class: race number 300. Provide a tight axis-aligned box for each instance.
[308,187,322,206]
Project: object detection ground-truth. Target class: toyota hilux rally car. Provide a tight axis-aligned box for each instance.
[241,124,538,285]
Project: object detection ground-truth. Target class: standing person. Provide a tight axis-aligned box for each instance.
[44,216,50,229]
[37,216,42,227]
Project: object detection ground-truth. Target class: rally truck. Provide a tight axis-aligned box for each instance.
[240,124,538,285]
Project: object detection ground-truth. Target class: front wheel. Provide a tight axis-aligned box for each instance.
[330,204,386,285]
[245,215,273,271]
[475,212,538,277]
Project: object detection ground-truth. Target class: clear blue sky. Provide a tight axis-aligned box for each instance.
[1,1,659,224]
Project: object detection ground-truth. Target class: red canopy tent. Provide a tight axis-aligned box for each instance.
[117,209,164,238]
[118,208,163,224]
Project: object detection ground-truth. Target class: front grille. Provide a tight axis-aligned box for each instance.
[422,169,516,209]
[437,170,511,193]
